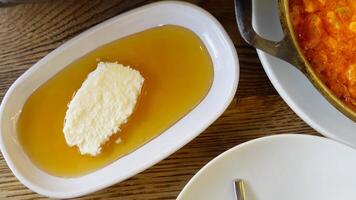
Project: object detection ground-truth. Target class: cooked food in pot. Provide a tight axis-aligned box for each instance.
[289,0,356,111]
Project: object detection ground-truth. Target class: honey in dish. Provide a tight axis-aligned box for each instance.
[17,25,213,177]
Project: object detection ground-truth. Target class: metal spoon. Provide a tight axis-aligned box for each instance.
[234,179,247,200]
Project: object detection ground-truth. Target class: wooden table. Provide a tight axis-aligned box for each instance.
[0,0,320,199]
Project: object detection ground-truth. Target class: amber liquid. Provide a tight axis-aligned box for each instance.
[17,25,213,177]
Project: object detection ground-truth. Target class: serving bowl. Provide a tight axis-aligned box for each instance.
[0,1,239,198]
[235,0,356,122]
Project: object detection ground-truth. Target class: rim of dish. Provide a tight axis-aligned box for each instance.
[257,50,354,148]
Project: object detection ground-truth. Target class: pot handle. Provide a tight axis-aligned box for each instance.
[234,0,303,70]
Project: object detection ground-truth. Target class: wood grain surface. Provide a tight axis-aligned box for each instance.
[0,0,320,199]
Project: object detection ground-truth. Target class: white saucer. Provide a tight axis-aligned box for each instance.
[253,0,355,146]
[178,134,356,200]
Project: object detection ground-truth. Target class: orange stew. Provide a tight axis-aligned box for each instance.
[290,0,356,111]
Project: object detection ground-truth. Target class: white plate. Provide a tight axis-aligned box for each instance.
[0,1,239,198]
[178,134,356,200]
[253,1,356,145]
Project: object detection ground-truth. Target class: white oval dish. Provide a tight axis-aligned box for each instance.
[0,1,239,198]
[252,0,355,144]
[178,134,356,200]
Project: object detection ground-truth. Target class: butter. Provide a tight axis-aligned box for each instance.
[63,62,144,156]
